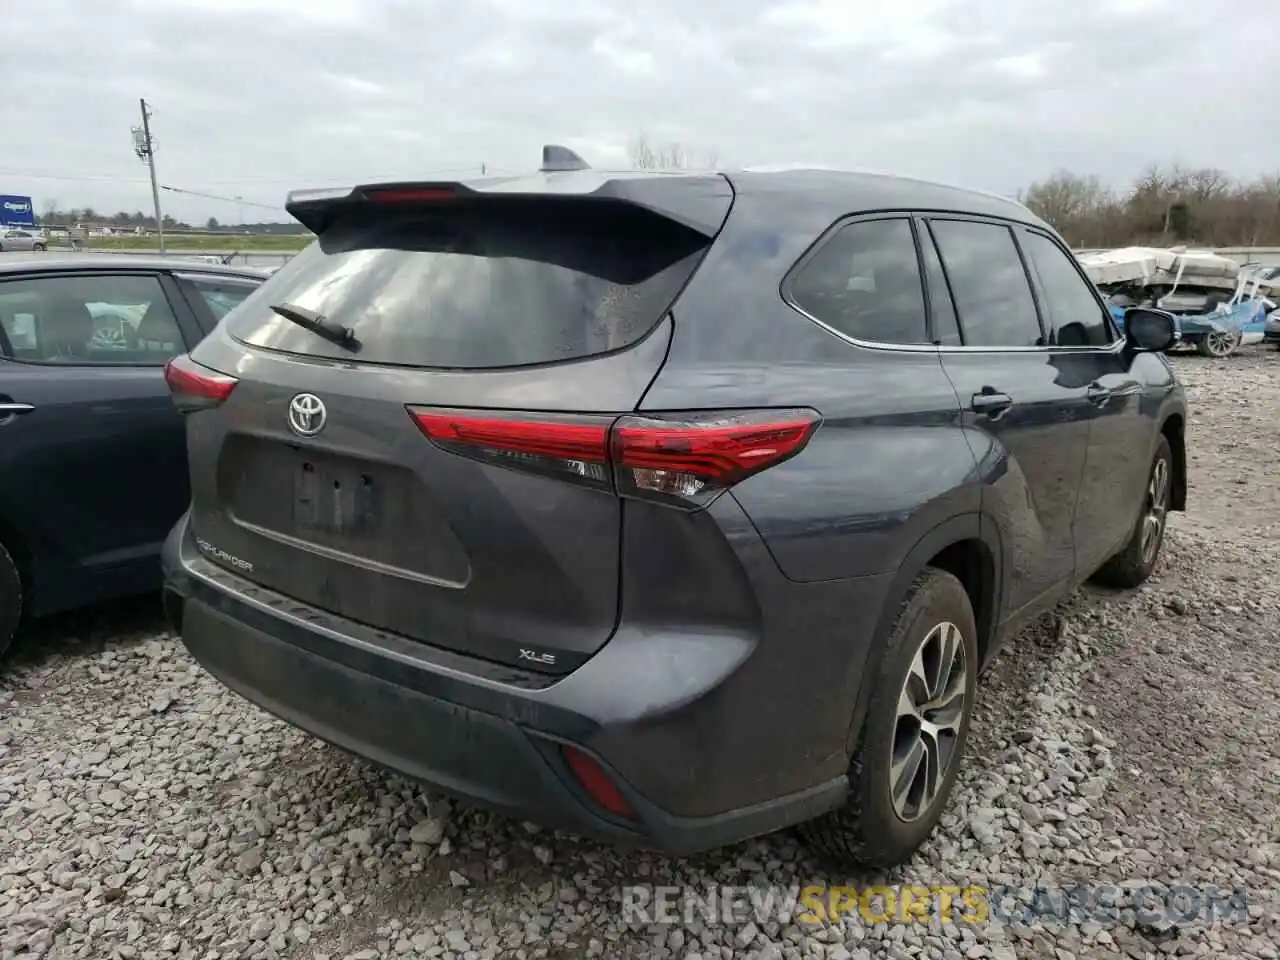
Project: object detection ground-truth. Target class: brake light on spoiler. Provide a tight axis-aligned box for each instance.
[363,186,458,204]
[408,407,821,508]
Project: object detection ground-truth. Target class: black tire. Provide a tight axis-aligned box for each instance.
[0,541,21,660]
[1195,330,1241,358]
[799,567,978,868]
[1091,435,1173,589]
[33,243,46,252]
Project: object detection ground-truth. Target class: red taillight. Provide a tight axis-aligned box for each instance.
[364,186,456,204]
[407,406,821,508]
[561,746,636,820]
[409,408,614,489]
[163,354,238,411]
[612,410,820,506]
[411,410,610,462]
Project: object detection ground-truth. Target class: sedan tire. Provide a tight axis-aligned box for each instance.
[0,541,21,659]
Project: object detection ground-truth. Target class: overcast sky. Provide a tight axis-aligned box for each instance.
[1,0,1276,224]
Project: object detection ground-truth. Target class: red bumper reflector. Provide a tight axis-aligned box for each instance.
[562,746,636,820]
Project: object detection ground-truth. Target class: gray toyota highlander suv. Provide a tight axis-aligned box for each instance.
[160,148,1186,867]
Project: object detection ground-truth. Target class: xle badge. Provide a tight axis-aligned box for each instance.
[519,648,557,665]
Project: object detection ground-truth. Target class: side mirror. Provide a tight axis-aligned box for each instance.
[1123,307,1177,353]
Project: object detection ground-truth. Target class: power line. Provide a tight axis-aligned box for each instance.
[193,165,491,185]
[0,170,150,183]
[0,164,513,187]
[160,184,284,210]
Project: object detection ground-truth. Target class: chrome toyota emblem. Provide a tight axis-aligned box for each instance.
[287,393,327,437]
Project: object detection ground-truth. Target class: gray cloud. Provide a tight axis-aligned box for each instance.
[0,0,1275,222]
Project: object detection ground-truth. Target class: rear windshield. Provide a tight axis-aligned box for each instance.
[226,200,710,368]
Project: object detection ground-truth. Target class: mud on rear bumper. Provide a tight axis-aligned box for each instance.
[160,512,851,854]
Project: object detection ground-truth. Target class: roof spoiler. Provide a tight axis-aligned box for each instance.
[284,146,733,237]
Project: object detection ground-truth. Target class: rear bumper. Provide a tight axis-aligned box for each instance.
[162,509,889,854]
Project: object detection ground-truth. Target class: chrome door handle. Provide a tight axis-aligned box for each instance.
[971,389,1013,419]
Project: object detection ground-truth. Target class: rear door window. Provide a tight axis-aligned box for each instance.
[225,201,711,368]
[0,273,190,364]
[927,219,1044,348]
[787,217,930,344]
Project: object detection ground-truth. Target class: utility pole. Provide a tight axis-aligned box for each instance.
[132,99,164,252]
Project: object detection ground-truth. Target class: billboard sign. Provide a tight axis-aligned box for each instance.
[0,195,36,227]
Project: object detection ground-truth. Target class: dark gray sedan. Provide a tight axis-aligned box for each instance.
[0,254,267,656]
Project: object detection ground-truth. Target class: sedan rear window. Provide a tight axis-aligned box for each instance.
[226,200,710,369]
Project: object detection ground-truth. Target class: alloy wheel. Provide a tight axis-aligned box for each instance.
[1142,456,1170,565]
[1203,330,1241,357]
[889,620,969,822]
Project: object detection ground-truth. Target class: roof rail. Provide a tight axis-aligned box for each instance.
[740,163,1030,210]
[540,145,590,173]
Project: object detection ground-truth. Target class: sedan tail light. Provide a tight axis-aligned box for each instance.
[164,354,239,412]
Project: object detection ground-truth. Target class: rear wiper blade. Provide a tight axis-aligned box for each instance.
[269,302,360,350]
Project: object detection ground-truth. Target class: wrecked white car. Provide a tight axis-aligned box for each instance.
[1079,246,1274,357]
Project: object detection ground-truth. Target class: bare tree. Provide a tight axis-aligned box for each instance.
[1018,171,1116,247]
[628,133,720,170]
[1021,165,1280,248]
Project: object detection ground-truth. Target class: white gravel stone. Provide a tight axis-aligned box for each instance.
[1,349,1278,960]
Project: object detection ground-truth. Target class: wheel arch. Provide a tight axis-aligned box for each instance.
[0,511,31,641]
[842,512,1002,757]
[1160,413,1186,512]
[0,512,32,593]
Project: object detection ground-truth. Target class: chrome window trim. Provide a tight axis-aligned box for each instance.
[782,297,940,353]
[778,208,1129,355]
[172,272,262,287]
[785,296,1129,357]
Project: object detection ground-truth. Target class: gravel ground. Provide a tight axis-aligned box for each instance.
[2,346,1278,960]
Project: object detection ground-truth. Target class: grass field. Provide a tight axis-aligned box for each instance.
[79,233,311,252]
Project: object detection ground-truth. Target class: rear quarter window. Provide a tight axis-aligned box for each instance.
[787,217,930,345]
[226,201,710,369]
